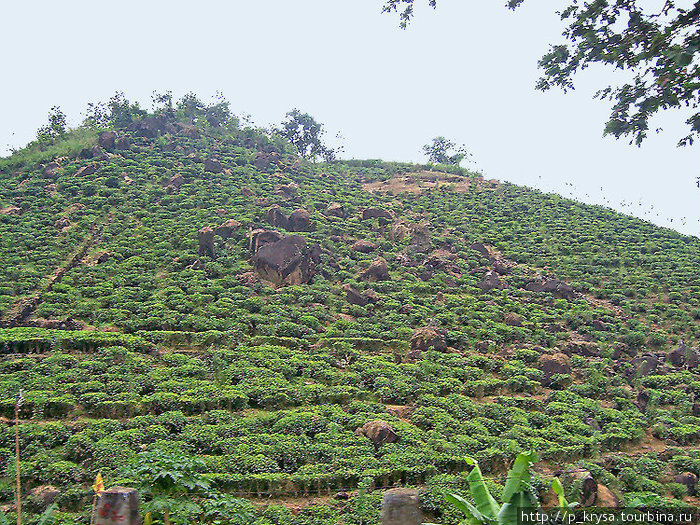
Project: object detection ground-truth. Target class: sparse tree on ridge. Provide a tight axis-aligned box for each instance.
[279,109,337,162]
[423,136,469,166]
[383,0,700,148]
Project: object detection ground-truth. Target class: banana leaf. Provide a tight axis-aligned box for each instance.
[497,489,538,525]
[465,457,500,521]
[501,451,538,504]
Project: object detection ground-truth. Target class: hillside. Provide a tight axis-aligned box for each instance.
[1,105,700,524]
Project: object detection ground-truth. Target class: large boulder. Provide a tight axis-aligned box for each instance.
[165,173,184,191]
[326,202,348,218]
[410,327,447,354]
[28,485,60,509]
[407,222,431,253]
[115,136,130,150]
[525,279,576,300]
[253,235,315,286]
[562,468,598,506]
[358,258,390,282]
[288,208,314,232]
[80,145,108,160]
[43,161,61,178]
[128,116,165,137]
[352,240,377,253]
[594,485,620,508]
[214,219,241,240]
[267,205,289,229]
[249,229,283,253]
[362,207,392,223]
[75,163,99,177]
[673,472,698,496]
[98,131,117,150]
[667,343,698,368]
[355,420,399,448]
[564,341,600,357]
[470,242,494,261]
[478,270,503,291]
[343,284,378,307]
[198,227,216,258]
[204,158,223,173]
[631,354,659,377]
[537,353,571,386]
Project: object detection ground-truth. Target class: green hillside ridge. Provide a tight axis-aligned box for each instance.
[1,99,700,524]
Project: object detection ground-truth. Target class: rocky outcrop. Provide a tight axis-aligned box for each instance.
[214,219,241,240]
[355,420,399,448]
[98,131,117,150]
[564,341,600,357]
[128,116,166,137]
[537,353,571,386]
[359,258,390,282]
[470,242,494,261]
[75,163,99,177]
[288,208,313,232]
[268,205,289,229]
[326,202,347,218]
[80,145,108,160]
[343,284,378,307]
[115,136,130,150]
[28,485,60,508]
[165,174,184,191]
[198,227,216,258]
[630,354,659,377]
[204,158,223,173]
[362,207,392,223]
[562,468,598,506]
[667,343,699,368]
[525,279,576,300]
[594,485,620,508]
[249,229,283,253]
[255,151,282,171]
[352,240,377,253]
[478,270,503,291]
[43,161,61,178]
[267,206,313,232]
[410,327,447,355]
[253,235,315,286]
[673,472,698,496]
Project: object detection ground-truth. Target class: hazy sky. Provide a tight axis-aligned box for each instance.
[2,1,698,236]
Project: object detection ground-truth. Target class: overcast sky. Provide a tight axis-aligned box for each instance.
[1,1,698,236]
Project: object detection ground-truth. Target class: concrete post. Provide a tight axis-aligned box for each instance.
[94,486,141,525]
[381,488,422,525]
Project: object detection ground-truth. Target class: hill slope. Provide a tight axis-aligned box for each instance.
[1,113,700,523]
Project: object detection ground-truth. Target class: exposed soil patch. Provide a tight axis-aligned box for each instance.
[362,171,493,195]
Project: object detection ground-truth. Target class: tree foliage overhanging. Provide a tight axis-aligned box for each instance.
[383,0,700,147]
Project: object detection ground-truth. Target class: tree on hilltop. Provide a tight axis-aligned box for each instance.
[423,136,470,166]
[278,109,338,162]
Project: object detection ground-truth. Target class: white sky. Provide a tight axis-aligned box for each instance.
[1,1,698,236]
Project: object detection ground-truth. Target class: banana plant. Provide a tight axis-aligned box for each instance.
[427,452,574,525]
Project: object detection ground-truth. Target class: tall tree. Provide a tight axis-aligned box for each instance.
[383,1,700,147]
[279,109,336,161]
[423,136,469,165]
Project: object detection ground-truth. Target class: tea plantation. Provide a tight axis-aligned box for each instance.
[1,101,700,524]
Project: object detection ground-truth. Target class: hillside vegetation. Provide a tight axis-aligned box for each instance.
[1,97,700,524]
